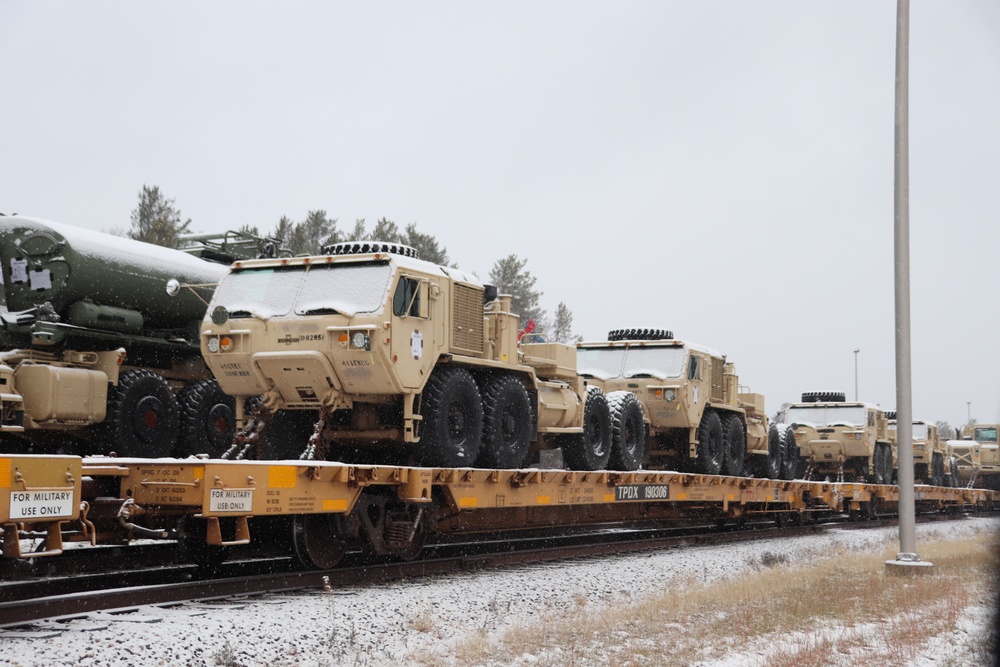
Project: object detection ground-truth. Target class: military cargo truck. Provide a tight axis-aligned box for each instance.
[575,329,788,477]
[785,392,894,483]
[886,416,948,486]
[0,215,262,457]
[951,423,1000,487]
[199,242,613,469]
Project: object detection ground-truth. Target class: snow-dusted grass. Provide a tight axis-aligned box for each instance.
[1,517,997,667]
[438,532,997,667]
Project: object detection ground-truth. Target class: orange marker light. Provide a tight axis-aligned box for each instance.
[220,336,233,351]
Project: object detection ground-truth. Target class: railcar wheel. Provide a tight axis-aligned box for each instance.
[417,367,483,468]
[607,391,647,471]
[559,386,612,471]
[293,514,348,570]
[695,411,723,475]
[478,374,533,469]
[719,414,746,477]
[779,426,800,480]
[176,379,236,458]
[101,369,180,457]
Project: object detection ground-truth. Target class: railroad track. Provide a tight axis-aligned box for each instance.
[0,511,951,630]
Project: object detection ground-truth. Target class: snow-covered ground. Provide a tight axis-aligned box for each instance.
[1,517,997,667]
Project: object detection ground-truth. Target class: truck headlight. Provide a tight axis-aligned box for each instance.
[207,337,220,353]
[352,332,370,350]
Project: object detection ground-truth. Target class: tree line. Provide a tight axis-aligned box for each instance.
[127,184,579,342]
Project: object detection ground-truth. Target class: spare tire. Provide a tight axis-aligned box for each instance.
[801,391,846,403]
[607,328,674,342]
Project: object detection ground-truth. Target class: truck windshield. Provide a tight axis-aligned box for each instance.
[974,427,998,443]
[577,346,686,380]
[787,405,867,428]
[211,262,392,318]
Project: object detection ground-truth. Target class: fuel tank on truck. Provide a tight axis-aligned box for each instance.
[0,215,227,346]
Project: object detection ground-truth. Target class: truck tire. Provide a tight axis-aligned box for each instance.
[947,457,959,487]
[720,414,746,476]
[607,328,673,342]
[695,411,723,475]
[416,367,483,468]
[931,452,944,487]
[101,369,180,457]
[762,423,782,479]
[801,391,846,403]
[607,391,647,470]
[872,443,889,485]
[560,386,612,471]
[779,425,800,480]
[177,379,236,458]
[478,374,533,469]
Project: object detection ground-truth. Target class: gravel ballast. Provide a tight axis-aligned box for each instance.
[1,517,997,667]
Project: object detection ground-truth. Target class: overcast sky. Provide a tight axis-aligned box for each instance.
[1,2,997,429]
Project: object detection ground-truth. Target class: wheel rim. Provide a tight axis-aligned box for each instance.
[588,411,608,457]
[133,396,165,444]
[448,402,467,444]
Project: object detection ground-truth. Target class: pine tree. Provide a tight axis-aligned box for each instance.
[404,223,450,265]
[488,254,547,331]
[552,302,578,343]
[369,217,402,243]
[348,219,367,241]
[272,216,296,249]
[301,210,340,253]
[128,185,191,248]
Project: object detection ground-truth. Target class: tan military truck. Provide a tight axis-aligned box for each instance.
[198,242,617,470]
[950,423,1000,487]
[786,392,894,484]
[575,329,788,477]
[886,415,948,486]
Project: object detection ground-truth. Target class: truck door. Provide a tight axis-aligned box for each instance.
[390,275,435,389]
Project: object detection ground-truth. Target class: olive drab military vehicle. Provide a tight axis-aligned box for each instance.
[785,392,894,484]
[200,242,612,469]
[0,215,276,458]
[886,416,950,486]
[575,329,790,477]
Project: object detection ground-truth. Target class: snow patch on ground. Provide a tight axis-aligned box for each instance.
[0,517,996,667]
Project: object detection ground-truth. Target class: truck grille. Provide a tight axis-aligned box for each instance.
[711,360,724,402]
[451,284,484,354]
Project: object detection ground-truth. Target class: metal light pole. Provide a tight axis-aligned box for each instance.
[887,0,929,573]
[853,349,860,401]
[967,401,971,424]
